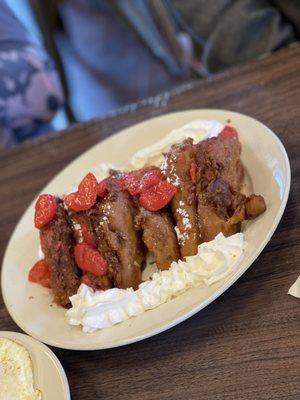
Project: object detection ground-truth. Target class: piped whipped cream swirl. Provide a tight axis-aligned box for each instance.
[66,233,246,332]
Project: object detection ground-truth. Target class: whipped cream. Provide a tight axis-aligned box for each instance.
[80,120,224,184]
[128,119,224,169]
[66,233,246,332]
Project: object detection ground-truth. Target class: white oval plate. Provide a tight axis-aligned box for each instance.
[1,110,290,350]
[0,331,70,398]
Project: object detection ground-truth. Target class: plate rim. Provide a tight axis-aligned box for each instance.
[0,330,71,397]
[1,109,291,350]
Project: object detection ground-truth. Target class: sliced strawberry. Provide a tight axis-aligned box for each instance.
[119,172,140,196]
[139,169,162,191]
[28,259,51,288]
[81,222,97,248]
[74,243,108,276]
[97,178,108,197]
[74,242,85,267]
[219,125,238,140]
[139,180,176,211]
[34,194,57,229]
[63,192,78,210]
[64,173,98,211]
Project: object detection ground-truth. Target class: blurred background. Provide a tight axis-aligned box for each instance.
[1,0,299,148]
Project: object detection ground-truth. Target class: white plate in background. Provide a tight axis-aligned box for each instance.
[1,110,290,350]
[0,331,70,398]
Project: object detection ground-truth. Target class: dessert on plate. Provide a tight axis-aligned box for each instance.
[28,120,266,331]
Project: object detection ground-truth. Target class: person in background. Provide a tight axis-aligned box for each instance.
[0,0,63,149]
[57,0,299,119]
[1,0,299,147]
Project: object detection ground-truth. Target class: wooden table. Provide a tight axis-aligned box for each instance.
[1,45,300,400]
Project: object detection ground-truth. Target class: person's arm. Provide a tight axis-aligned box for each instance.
[170,0,296,73]
[0,1,64,148]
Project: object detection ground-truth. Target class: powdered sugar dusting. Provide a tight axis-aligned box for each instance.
[166,174,180,187]
[177,207,192,230]
[163,154,181,187]
[175,226,188,244]
[182,217,192,229]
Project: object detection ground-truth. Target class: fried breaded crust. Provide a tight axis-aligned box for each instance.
[163,139,199,258]
[91,191,145,290]
[40,201,80,307]
[136,207,180,270]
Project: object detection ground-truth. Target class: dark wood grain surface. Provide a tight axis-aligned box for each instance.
[1,45,300,400]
